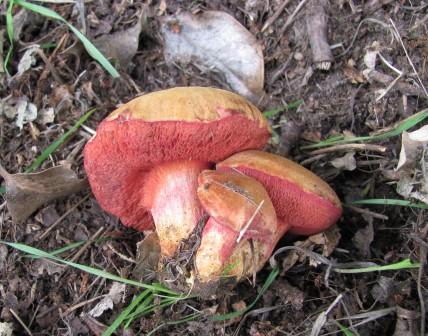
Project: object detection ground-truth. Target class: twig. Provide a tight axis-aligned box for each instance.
[68,226,105,264]
[310,294,343,336]
[261,0,292,32]
[279,0,310,35]
[346,205,389,220]
[365,69,424,97]
[106,242,136,263]
[9,308,33,336]
[305,0,333,70]
[37,194,90,241]
[237,200,265,243]
[389,18,428,98]
[61,295,105,317]
[309,143,387,155]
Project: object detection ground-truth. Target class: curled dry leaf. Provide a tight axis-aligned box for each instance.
[132,232,161,282]
[0,163,88,224]
[89,282,126,318]
[395,125,428,204]
[162,11,264,102]
[93,10,145,68]
[330,151,357,171]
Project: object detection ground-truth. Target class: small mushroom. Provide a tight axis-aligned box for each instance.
[84,87,270,257]
[217,150,342,236]
[195,170,277,283]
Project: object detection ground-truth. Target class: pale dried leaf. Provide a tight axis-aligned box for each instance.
[16,46,39,78]
[0,322,13,336]
[38,107,55,125]
[0,164,88,224]
[31,259,64,276]
[162,11,264,102]
[89,282,126,317]
[364,42,380,70]
[330,151,356,171]
[352,217,374,258]
[133,232,160,282]
[93,12,145,68]
[15,97,37,130]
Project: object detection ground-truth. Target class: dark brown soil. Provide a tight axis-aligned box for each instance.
[0,1,427,335]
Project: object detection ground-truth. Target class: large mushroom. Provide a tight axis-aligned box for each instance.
[217,150,342,236]
[84,87,270,257]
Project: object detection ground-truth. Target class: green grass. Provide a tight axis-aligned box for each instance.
[1,240,280,335]
[0,108,95,194]
[4,0,119,78]
[263,99,304,118]
[350,198,428,210]
[302,108,428,149]
[333,258,421,274]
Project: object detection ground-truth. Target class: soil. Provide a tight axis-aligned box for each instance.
[0,0,427,335]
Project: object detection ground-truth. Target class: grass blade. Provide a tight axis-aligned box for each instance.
[334,258,420,274]
[302,108,428,149]
[350,198,428,210]
[1,241,179,295]
[13,0,119,78]
[212,267,279,321]
[103,289,152,336]
[263,99,303,118]
[4,0,14,74]
[25,108,95,173]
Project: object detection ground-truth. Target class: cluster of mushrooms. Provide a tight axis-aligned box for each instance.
[84,87,342,295]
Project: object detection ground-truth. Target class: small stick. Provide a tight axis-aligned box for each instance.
[389,19,428,98]
[9,308,33,336]
[280,0,310,35]
[346,205,389,220]
[305,0,333,70]
[106,242,136,263]
[237,200,265,243]
[37,195,90,241]
[309,143,387,155]
[261,0,292,32]
[68,226,105,264]
[61,295,105,317]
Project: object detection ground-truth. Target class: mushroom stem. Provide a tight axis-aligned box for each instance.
[142,160,209,257]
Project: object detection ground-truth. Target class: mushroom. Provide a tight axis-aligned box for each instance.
[84,87,270,257]
[217,150,342,236]
[195,170,277,283]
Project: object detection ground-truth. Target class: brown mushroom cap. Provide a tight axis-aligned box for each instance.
[217,150,342,235]
[195,170,277,281]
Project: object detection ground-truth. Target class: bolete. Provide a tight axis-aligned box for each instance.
[195,170,278,284]
[217,150,342,236]
[84,87,270,257]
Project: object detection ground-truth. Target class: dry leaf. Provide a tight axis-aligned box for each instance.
[393,307,420,336]
[132,232,160,282]
[0,163,88,224]
[162,11,264,102]
[396,125,428,171]
[93,11,145,68]
[89,282,126,317]
[330,151,357,171]
[0,322,13,336]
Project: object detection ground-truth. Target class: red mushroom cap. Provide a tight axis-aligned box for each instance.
[217,150,342,235]
[84,87,270,255]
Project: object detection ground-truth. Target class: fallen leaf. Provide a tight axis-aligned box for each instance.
[395,125,428,204]
[162,11,264,102]
[0,322,13,336]
[0,163,88,224]
[330,151,357,171]
[393,306,420,336]
[38,107,55,125]
[352,216,374,258]
[89,282,126,317]
[16,46,39,78]
[93,11,145,68]
[272,279,304,310]
[363,41,380,70]
[396,125,428,171]
[16,97,37,129]
[370,276,394,303]
[132,232,160,282]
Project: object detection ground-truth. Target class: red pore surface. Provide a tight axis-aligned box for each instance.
[84,116,270,231]
[217,166,342,235]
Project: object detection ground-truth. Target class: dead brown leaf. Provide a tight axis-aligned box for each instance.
[0,163,88,224]
[132,232,160,282]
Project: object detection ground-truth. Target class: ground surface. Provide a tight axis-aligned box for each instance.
[0,0,427,335]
